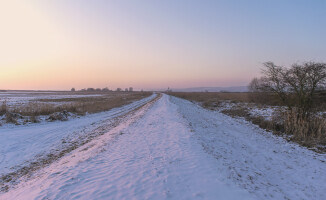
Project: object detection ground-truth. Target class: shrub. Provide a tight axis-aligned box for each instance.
[30,115,39,123]
[284,109,326,146]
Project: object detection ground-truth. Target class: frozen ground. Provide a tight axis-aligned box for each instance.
[0,91,104,107]
[1,94,325,200]
[213,100,284,121]
[0,94,156,175]
[171,96,326,200]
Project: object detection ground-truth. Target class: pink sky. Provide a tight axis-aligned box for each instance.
[0,1,325,90]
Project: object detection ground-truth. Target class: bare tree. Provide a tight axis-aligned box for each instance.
[250,61,326,117]
[285,62,326,114]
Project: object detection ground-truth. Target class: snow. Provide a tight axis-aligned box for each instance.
[1,94,325,200]
[213,101,283,121]
[1,94,253,200]
[171,96,326,200]
[0,92,104,107]
[248,106,287,121]
[0,94,156,175]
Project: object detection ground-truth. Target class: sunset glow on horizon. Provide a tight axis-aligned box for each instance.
[1,0,325,90]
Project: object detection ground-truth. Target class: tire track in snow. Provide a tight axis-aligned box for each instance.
[1,94,253,200]
[0,94,159,194]
[0,94,156,177]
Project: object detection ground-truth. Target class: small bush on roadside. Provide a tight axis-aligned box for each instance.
[5,112,17,124]
[221,106,326,151]
[0,101,7,115]
[30,115,39,123]
[221,107,285,134]
[48,111,70,121]
[248,113,285,134]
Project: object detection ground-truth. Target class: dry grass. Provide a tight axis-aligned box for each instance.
[221,106,326,152]
[169,92,250,104]
[284,109,326,149]
[29,115,39,123]
[5,112,18,124]
[170,91,326,109]
[5,92,152,117]
[11,102,78,116]
[169,92,283,106]
[221,107,285,134]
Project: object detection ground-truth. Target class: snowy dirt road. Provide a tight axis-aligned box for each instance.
[0,94,156,176]
[1,94,325,200]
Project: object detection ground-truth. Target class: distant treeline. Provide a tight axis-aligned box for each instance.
[71,87,134,92]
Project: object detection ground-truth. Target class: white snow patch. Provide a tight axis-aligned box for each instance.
[171,96,326,200]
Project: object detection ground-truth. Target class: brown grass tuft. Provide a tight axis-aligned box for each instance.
[9,92,152,117]
[284,109,326,148]
[169,92,284,106]
[0,101,7,115]
[5,112,17,124]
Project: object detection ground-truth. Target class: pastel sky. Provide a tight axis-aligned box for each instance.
[0,0,325,90]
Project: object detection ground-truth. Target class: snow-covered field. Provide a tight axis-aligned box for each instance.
[1,94,325,199]
[0,91,104,107]
[211,100,285,121]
